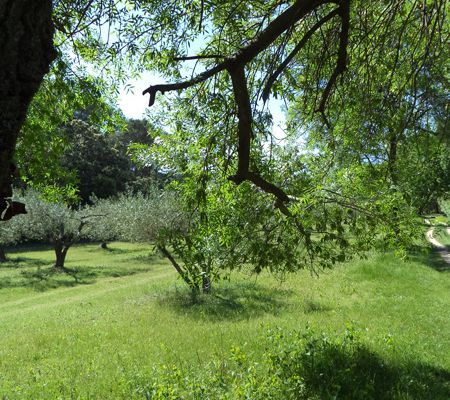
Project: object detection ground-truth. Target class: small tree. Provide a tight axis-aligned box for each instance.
[18,190,100,269]
[0,217,22,262]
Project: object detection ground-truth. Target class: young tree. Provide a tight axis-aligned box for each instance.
[0,217,22,262]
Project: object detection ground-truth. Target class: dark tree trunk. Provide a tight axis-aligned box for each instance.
[0,246,6,262]
[0,0,56,212]
[54,242,70,269]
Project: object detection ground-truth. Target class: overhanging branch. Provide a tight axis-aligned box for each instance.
[142,0,346,210]
[262,7,340,102]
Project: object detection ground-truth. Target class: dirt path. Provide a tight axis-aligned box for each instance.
[425,225,450,265]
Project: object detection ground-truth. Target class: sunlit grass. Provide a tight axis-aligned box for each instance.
[0,242,449,398]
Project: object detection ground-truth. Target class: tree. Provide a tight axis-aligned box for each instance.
[0,217,22,262]
[1,1,447,277]
[17,190,100,269]
[59,119,133,203]
[0,0,55,217]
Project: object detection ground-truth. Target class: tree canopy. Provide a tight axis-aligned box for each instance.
[1,1,448,272]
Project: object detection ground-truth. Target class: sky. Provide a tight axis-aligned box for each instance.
[118,71,161,119]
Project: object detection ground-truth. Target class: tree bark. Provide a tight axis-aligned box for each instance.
[54,242,70,269]
[0,0,56,213]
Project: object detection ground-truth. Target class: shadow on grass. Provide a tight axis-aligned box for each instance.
[5,243,54,253]
[85,245,134,255]
[156,281,295,321]
[409,245,449,272]
[136,330,450,399]
[0,264,153,292]
[0,257,49,269]
[270,334,450,400]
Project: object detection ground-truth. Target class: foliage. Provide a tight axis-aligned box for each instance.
[59,119,133,203]
[16,54,125,200]
[0,217,22,261]
[12,0,449,276]
[144,94,421,292]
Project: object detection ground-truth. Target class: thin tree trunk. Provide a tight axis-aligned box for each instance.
[201,273,211,294]
[0,246,6,262]
[0,0,56,212]
[388,134,398,185]
[158,245,200,292]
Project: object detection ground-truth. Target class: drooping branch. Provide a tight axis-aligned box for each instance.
[142,0,345,209]
[317,0,350,113]
[142,63,227,106]
[262,7,340,102]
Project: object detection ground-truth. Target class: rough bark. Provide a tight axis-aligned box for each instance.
[0,0,56,215]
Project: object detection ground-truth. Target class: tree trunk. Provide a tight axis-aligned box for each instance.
[0,0,56,212]
[54,242,70,269]
[201,273,212,294]
[0,246,6,262]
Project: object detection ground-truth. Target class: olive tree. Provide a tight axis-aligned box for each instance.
[0,217,23,262]
[17,190,101,269]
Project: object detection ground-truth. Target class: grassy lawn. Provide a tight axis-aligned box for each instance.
[0,242,449,399]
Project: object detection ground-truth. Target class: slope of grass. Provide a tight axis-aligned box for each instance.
[0,242,449,399]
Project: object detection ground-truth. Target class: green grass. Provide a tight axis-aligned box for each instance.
[0,242,449,399]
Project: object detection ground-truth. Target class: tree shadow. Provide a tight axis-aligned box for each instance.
[5,243,54,253]
[0,257,48,269]
[156,282,296,321]
[0,264,153,292]
[274,334,450,399]
[409,245,449,272]
[85,246,134,255]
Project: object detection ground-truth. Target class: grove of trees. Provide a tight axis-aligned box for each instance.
[0,1,448,289]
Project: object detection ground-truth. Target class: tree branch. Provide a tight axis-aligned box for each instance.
[142,63,227,106]
[317,0,351,113]
[173,55,225,61]
[228,64,253,179]
[262,7,340,102]
[143,0,334,106]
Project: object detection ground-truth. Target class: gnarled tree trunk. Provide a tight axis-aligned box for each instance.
[54,241,70,269]
[0,0,56,213]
